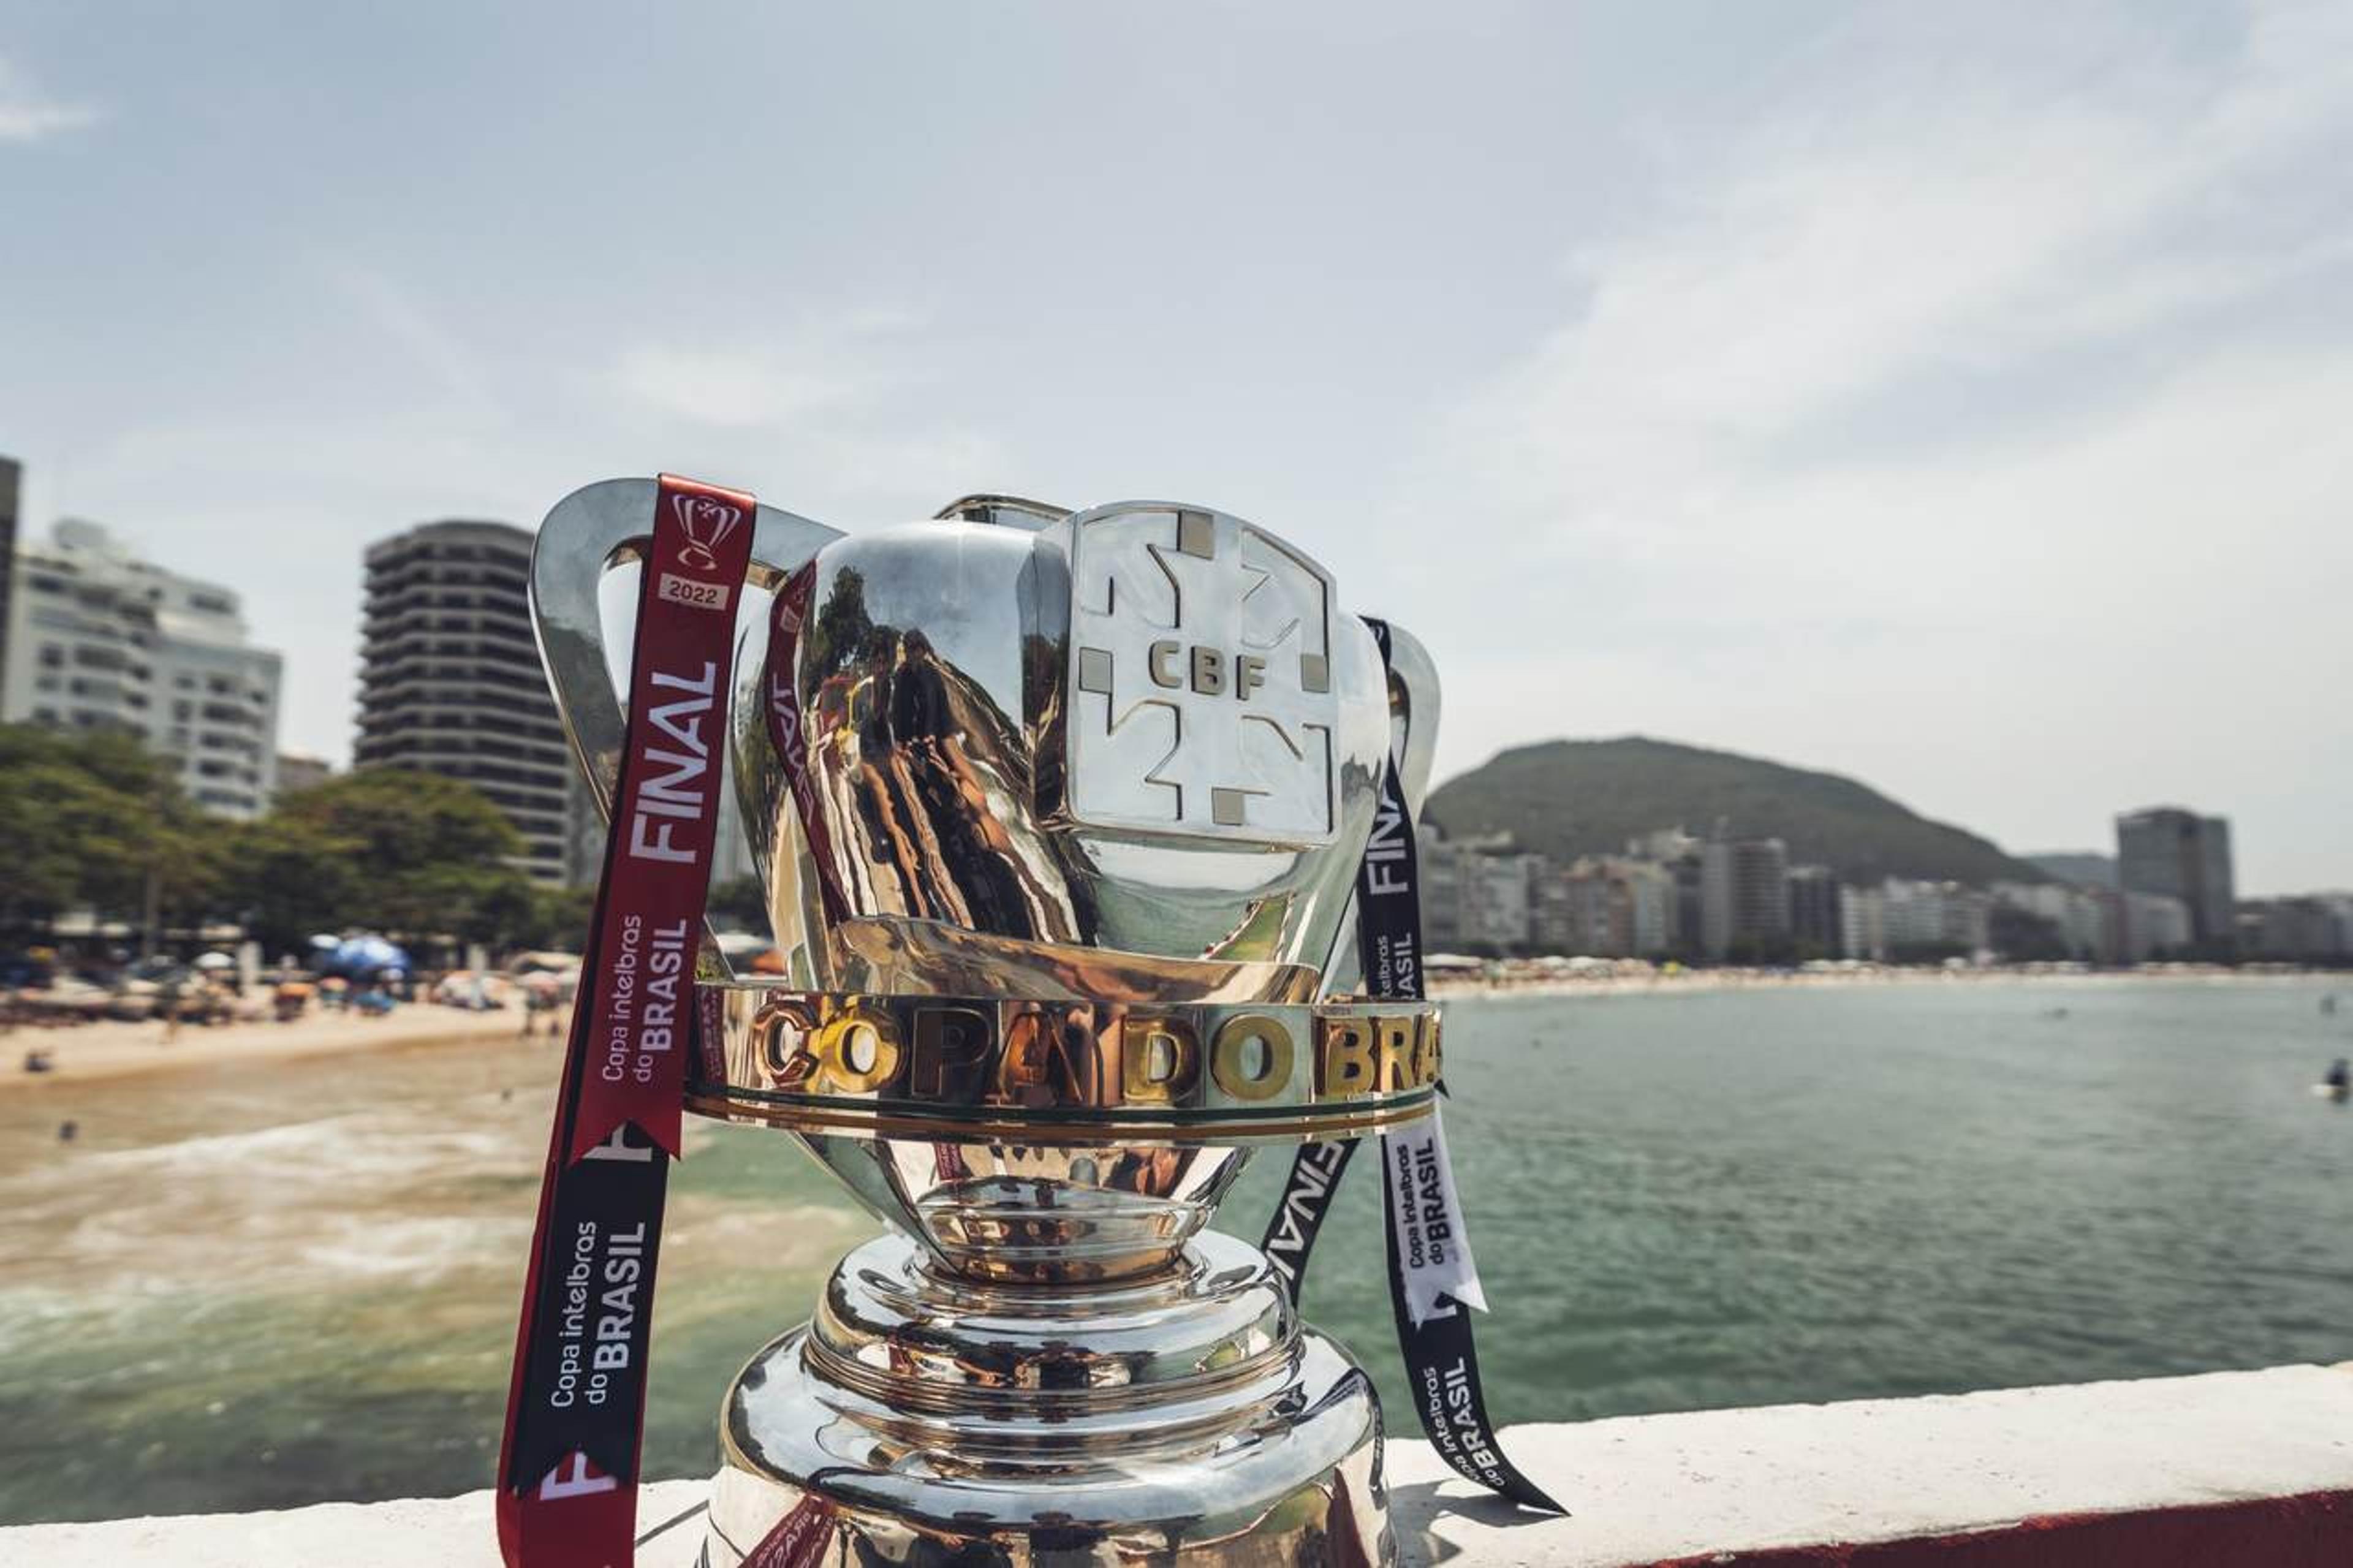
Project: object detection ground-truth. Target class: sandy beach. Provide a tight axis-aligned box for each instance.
[3,1006,544,1091]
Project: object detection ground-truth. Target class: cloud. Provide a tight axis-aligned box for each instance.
[1412,0,2353,887]
[330,265,503,417]
[1447,1,2349,527]
[0,56,100,144]
[610,344,876,429]
[606,308,934,430]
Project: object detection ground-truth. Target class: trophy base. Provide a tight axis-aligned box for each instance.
[700,1232,1390,1567]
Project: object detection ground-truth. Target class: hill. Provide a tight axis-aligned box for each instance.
[1423,737,2048,888]
[2027,852,2117,888]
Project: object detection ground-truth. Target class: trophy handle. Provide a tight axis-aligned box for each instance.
[529,478,844,968]
[1380,621,1442,821]
[1315,618,1441,994]
[932,493,1074,529]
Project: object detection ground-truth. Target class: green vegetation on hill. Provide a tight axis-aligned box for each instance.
[1425,736,2048,888]
[2026,852,2117,888]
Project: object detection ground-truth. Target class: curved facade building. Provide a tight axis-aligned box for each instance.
[356,520,577,884]
[2,517,282,819]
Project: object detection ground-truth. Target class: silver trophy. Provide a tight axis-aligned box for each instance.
[532,482,1442,1566]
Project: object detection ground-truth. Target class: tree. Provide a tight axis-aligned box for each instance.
[230,770,533,950]
[227,814,365,958]
[515,882,598,951]
[0,724,224,936]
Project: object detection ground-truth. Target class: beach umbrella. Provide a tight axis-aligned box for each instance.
[192,952,236,970]
[328,935,414,979]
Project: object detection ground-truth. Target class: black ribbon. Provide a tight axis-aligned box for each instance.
[1261,617,1564,1515]
[506,1119,670,1489]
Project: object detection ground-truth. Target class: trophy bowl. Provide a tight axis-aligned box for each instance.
[533,484,1442,1567]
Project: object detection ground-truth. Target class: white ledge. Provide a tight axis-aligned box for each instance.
[7,1365,2352,1566]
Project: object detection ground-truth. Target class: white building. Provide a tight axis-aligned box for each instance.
[2,519,281,818]
[1881,878,1993,958]
[2118,890,2192,962]
[1840,882,1888,961]
[1991,881,2108,960]
[1463,851,1540,951]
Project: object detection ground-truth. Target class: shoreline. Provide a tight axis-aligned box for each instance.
[7,968,2338,1090]
[3,1007,544,1093]
[1430,964,2344,1001]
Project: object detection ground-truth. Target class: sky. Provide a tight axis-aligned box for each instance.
[2,1,2347,893]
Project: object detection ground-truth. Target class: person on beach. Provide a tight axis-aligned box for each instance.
[159,974,185,1043]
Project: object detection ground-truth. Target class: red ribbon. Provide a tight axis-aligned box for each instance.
[740,1496,838,1568]
[567,477,759,1163]
[498,474,757,1568]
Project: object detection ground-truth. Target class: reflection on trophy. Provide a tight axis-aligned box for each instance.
[533,483,1442,1566]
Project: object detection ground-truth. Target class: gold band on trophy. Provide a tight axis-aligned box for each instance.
[689,985,1443,1142]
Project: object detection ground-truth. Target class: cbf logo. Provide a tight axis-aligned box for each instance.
[1065,505,1339,844]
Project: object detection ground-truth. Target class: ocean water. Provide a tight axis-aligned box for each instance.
[2,977,2348,1526]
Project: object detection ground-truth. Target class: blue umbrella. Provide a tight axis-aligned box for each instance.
[328,935,413,979]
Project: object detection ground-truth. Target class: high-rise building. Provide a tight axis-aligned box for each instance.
[1414,828,1536,953]
[1,518,281,817]
[1463,850,1540,952]
[1786,864,1841,955]
[1700,835,1789,958]
[0,456,20,696]
[357,520,579,884]
[1537,857,1675,957]
[1417,825,1465,952]
[2115,807,2235,949]
[1667,851,1704,956]
[1838,882,1887,961]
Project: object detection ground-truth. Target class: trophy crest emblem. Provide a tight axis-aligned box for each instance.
[1066,504,1340,844]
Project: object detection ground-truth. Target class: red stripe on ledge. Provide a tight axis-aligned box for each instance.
[1654,1487,2353,1567]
